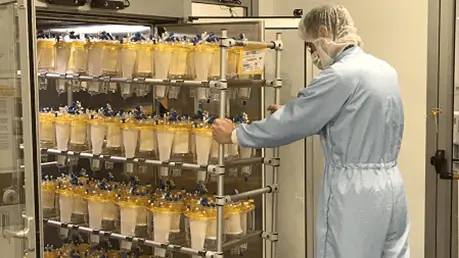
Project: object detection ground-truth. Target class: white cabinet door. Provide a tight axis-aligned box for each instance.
[0,1,43,257]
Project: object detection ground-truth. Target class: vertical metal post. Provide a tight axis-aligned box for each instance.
[217,28,228,254]
[67,74,73,174]
[261,70,267,258]
[271,32,282,258]
[259,22,267,258]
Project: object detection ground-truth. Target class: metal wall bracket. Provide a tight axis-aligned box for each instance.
[133,77,146,83]
[137,158,146,164]
[161,79,171,85]
[217,80,228,90]
[215,195,229,206]
[264,157,280,167]
[172,79,184,86]
[209,80,219,88]
[91,75,101,82]
[220,38,235,48]
[266,79,283,88]
[101,76,111,83]
[261,231,279,242]
[171,161,183,168]
[272,79,283,88]
[207,165,225,175]
[269,184,279,193]
[270,40,284,51]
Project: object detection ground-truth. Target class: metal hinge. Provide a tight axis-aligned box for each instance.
[261,231,279,242]
[263,157,280,167]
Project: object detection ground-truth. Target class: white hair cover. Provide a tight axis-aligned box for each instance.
[298,5,363,68]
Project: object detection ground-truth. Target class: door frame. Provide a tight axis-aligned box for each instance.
[18,0,43,256]
[425,0,457,257]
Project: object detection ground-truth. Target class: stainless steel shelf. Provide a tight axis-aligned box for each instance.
[38,73,267,88]
[38,147,264,171]
[43,219,221,257]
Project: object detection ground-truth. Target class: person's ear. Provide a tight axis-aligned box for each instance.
[318,26,330,38]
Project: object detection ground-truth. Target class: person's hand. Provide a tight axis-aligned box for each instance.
[267,104,283,113]
[212,118,234,144]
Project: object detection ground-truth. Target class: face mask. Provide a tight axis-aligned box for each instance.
[311,51,333,70]
[311,52,322,69]
[309,39,334,70]
[318,51,334,69]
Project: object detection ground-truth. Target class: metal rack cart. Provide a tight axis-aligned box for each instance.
[40,29,283,258]
[0,1,284,257]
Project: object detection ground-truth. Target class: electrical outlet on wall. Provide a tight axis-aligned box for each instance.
[293,9,303,16]
[90,0,128,10]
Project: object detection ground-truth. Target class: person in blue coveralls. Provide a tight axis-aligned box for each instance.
[212,4,409,258]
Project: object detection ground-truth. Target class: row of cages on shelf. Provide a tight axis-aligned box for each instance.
[42,173,258,257]
[39,102,256,180]
[37,31,266,101]
[36,29,281,258]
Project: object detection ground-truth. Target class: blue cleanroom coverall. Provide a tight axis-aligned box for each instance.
[235,46,410,258]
